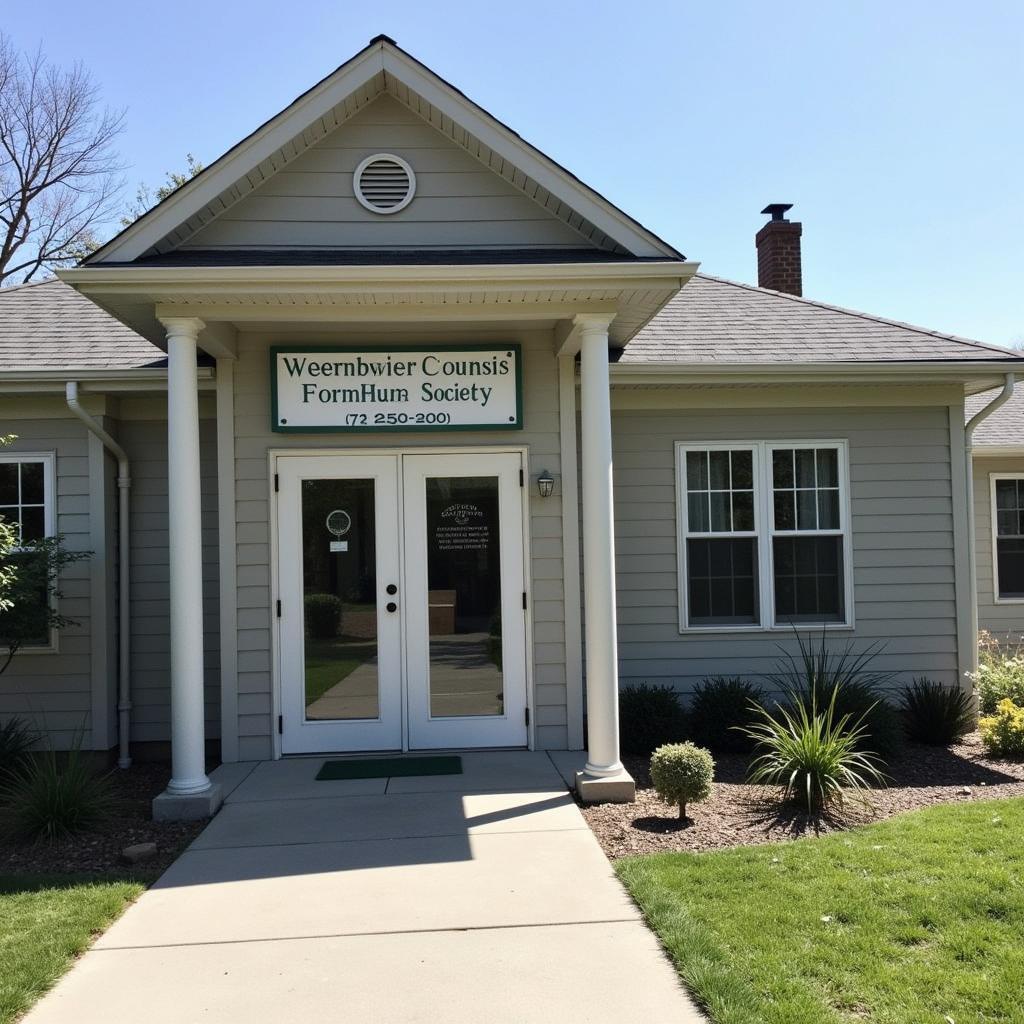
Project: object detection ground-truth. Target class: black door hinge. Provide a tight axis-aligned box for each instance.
[277,715,283,735]
[519,468,524,487]
[525,707,530,726]
[522,591,527,610]
[274,473,279,493]
[276,599,282,618]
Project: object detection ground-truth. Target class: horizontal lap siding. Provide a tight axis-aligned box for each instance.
[119,416,221,742]
[973,455,1024,640]
[233,329,565,758]
[611,405,959,696]
[183,96,589,252]
[1,419,95,747]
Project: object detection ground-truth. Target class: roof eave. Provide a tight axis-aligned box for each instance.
[609,361,1021,390]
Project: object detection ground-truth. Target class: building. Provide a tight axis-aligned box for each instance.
[1,37,1020,817]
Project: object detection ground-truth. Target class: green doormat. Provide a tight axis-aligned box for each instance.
[316,755,463,780]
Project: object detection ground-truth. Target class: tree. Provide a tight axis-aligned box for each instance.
[0,437,90,675]
[120,153,204,228]
[0,534,90,675]
[0,34,125,285]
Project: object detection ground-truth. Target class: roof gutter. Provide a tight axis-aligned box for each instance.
[65,382,133,769]
[609,361,1023,385]
[963,373,1015,681]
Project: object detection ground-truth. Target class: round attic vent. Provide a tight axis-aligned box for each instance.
[354,153,416,214]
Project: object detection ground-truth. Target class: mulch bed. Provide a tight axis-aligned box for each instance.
[0,762,206,878]
[581,732,1024,860]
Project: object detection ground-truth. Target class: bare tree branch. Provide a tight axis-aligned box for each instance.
[0,33,125,285]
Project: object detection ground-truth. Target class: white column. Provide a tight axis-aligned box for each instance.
[161,316,212,796]
[578,314,624,778]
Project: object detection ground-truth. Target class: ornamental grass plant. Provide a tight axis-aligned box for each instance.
[742,685,888,814]
[0,735,116,844]
[899,677,975,745]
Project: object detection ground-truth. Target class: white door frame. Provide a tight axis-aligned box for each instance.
[269,445,535,758]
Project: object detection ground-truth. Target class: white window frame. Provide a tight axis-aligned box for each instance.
[989,473,1024,604]
[675,440,854,633]
[0,452,58,652]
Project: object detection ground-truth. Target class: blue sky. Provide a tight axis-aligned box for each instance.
[6,0,1022,344]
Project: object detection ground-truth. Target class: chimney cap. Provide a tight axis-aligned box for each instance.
[761,203,794,222]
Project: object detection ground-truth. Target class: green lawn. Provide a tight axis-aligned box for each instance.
[303,638,376,705]
[0,874,143,1024]
[617,798,1024,1024]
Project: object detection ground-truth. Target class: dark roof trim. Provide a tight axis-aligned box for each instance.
[107,247,665,268]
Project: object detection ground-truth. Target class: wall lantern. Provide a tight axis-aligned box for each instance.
[537,471,555,498]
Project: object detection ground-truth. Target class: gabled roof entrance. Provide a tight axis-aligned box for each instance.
[86,36,683,265]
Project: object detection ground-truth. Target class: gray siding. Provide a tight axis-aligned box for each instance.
[117,410,221,742]
[974,454,1024,641]
[230,328,567,760]
[0,415,98,747]
[611,404,960,695]
[183,96,592,252]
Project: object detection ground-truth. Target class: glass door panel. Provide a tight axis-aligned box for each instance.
[301,478,380,721]
[404,453,527,750]
[424,476,504,718]
[278,455,402,753]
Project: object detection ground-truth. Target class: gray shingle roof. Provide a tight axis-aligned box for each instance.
[966,387,1024,448]
[0,279,164,372]
[619,273,1023,364]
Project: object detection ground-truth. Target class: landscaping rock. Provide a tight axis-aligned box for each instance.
[121,842,159,865]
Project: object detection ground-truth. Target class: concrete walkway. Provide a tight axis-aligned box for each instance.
[25,752,705,1023]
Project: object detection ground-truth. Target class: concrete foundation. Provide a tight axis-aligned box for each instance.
[152,783,224,822]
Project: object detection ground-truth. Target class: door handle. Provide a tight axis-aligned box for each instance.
[386,584,398,595]
[386,601,398,613]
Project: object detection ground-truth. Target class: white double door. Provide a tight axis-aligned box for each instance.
[277,451,528,753]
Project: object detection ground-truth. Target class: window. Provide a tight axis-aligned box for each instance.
[677,441,851,630]
[681,447,759,626]
[0,454,56,649]
[769,446,845,624]
[991,475,1024,601]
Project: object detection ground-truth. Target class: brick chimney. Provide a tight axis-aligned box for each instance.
[756,203,802,295]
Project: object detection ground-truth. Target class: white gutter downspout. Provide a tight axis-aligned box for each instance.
[66,382,132,769]
[964,373,1015,675]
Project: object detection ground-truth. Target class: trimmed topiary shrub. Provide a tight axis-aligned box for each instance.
[688,677,765,754]
[650,742,714,820]
[979,699,1024,758]
[304,593,342,640]
[742,685,888,814]
[619,684,688,757]
[899,678,974,745]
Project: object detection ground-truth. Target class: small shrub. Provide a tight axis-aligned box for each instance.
[304,593,342,640]
[742,686,888,814]
[969,635,1024,714]
[650,742,714,820]
[0,742,115,843]
[979,699,1024,758]
[0,717,36,771]
[900,678,974,745]
[619,684,688,757]
[688,677,764,753]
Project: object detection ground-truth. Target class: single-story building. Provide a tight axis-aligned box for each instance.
[1,36,1020,816]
